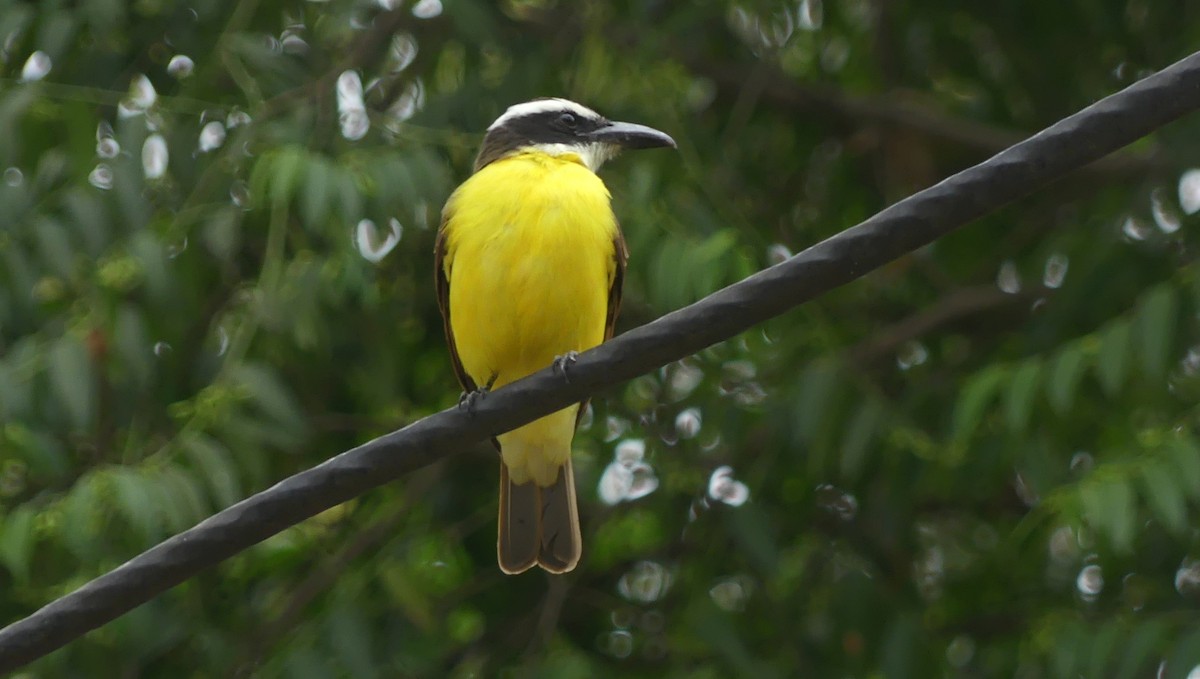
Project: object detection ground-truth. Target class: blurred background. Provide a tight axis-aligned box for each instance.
[2,0,1200,676]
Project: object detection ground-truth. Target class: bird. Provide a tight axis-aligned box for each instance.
[434,98,675,574]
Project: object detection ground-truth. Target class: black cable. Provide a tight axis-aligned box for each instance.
[2,50,1200,672]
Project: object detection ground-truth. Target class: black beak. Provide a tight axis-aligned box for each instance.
[587,121,677,150]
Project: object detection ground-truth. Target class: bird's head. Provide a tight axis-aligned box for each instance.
[474,98,676,173]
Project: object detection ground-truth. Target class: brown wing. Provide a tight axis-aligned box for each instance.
[605,226,629,342]
[434,210,476,394]
[575,225,629,427]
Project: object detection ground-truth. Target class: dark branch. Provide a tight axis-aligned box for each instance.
[694,59,1169,181]
[844,284,1050,365]
[2,48,1200,674]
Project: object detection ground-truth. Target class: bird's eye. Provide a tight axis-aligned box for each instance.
[558,112,578,128]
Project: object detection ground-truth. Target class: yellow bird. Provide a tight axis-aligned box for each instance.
[435,99,675,574]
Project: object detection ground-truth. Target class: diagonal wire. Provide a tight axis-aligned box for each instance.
[3,50,1200,673]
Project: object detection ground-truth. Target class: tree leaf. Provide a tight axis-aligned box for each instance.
[0,506,35,585]
[687,599,775,679]
[110,467,161,543]
[48,333,93,431]
[283,646,334,679]
[1136,285,1177,379]
[202,206,241,263]
[61,473,103,559]
[1166,626,1200,679]
[1005,358,1042,434]
[128,230,171,303]
[0,354,31,420]
[726,503,779,574]
[34,216,75,279]
[300,156,333,230]
[327,605,377,679]
[155,467,209,531]
[113,304,151,389]
[841,397,884,481]
[1085,620,1125,679]
[1047,345,1087,414]
[335,169,364,226]
[1080,474,1135,553]
[1096,319,1131,397]
[64,187,111,256]
[182,433,242,509]
[794,360,841,444]
[1169,438,1200,499]
[231,363,307,434]
[795,360,845,474]
[952,366,1006,445]
[1112,619,1167,679]
[1139,459,1187,535]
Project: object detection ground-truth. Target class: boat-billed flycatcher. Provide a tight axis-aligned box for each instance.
[435,98,675,574]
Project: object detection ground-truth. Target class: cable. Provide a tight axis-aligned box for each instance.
[3,49,1200,672]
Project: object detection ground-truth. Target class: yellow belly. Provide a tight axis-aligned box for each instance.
[442,152,619,485]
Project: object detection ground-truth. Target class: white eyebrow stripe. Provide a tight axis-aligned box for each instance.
[487,98,601,130]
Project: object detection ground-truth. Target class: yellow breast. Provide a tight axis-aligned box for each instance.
[442,152,619,391]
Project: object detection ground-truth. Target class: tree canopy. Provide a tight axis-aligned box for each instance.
[2,0,1200,676]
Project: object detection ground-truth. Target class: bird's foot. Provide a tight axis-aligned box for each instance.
[552,351,580,382]
[458,386,490,414]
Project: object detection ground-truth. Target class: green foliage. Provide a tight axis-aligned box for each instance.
[1,0,1200,677]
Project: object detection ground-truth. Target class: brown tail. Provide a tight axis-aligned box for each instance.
[497,460,581,574]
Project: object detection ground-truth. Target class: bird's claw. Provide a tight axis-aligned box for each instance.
[553,351,580,382]
[458,386,489,414]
